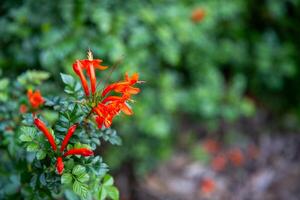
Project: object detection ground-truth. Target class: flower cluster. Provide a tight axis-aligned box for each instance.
[34,118,93,174]
[93,73,140,128]
[27,50,141,176]
[73,50,142,129]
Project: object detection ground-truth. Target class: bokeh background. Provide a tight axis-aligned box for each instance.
[1,0,300,199]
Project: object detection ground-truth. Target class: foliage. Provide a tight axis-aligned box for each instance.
[0,66,129,199]
[1,0,299,175]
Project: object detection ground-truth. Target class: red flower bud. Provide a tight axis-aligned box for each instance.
[60,124,77,152]
[56,157,64,175]
[34,118,57,151]
[63,148,94,157]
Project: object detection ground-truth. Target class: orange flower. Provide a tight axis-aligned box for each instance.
[19,104,28,113]
[73,60,90,96]
[72,50,108,96]
[203,139,220,154]
[102,73,140,97]
[191,8,205,23]
[93,72,141,129]
[200,177,215,194]
[228,148,245,167]
[27,89,44,108]
[211,154,227,172]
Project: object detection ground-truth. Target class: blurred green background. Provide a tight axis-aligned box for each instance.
[1,0,300,179]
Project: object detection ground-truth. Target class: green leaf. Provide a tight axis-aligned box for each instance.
[17,70,50,87]
[107,186,119,200]
[19,134,32,142]
[61,173,73,185]
[20,127,37,139]
[98,186,107,200]
[60,73,75,86]
[36,150,47,160]
[103,174,114,186]
[26,143,39,152]
[77,173,89,183]
[73,180,88,199]
[72,165,86,176]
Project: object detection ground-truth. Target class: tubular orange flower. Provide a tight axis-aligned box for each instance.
[63,148,94,157]
[60,124,78,152]
[73,60,90,96]
[27,89,44,108]
[19,104,28,113]
[211,154,227,172]
[228,148,245,167]
[200,177,215,194]
[101,72,140,97]
[73,50,108,96]
[34,118,57,151]
[191,8,205,23]
[56,157,64,175]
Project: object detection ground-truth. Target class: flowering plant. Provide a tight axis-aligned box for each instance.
[0,50,142,199]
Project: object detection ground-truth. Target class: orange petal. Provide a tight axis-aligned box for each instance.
[120,103,133,115]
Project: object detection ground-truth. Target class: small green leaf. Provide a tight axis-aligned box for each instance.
[77,173,89,183]
[60,73,75,86]
[107,186,119,200]
[103,174,114,186]
[73,180,88,199]
[39,173,47,186]
[61,173,73,185]
[19,134,32,142]
[20,127,36,138]
[72,165,86,176]
[26,143,39,152]
[98,186,107,200]
[36,150,47,160]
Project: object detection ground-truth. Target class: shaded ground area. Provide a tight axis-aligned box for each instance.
[116,113,300,200]
[139,135,300,200]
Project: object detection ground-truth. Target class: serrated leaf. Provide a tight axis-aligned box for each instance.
[73,180,88,199]
[77,173,89,183]
[61,173,73,185]
[20,127,37,138]
[19,134,32,142]
[36,150,47,160]
[72,165,86,176]
[26,143,39,152]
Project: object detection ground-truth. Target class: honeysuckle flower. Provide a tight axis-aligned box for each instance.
[73,50,108,96]
[63,148,94,157]
[191,8,205,23]
[101,73,140,97]
[60,124,78,152]
[27,89,44,108]
[34,118,94,175]
[73,60,90,96]
[72,50,142,129]
[34,118,57,151]
[56,157,64,175]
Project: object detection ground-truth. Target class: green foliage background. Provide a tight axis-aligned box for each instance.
[1,0,300,174]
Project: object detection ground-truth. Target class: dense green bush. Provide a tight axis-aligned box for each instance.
[1,0,299,175]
